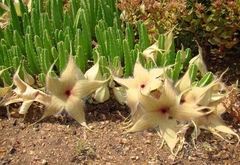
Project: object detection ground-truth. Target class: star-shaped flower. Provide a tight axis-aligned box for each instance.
[113,61,164,114]
[2,66,50,117]
[37,53,108,128]
[126,78,212,153]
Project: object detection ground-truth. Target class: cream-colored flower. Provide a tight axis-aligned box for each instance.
[126,78,212,153]
[84,56,110,103]
[189,44,207,76]
[3,66,49,116]
[142,42,161,65]
[113,61,164,114]
[37,54,107,128]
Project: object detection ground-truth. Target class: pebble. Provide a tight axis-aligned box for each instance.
[72,130,77,135]
[8,147,16,154]
[12,120,17,126]
[188,156,196,161]
[102,144,107,149]
[121,138,129,144]
[130,156,139,161]
[41,159,48,165]
[19,123,26,129]
[144,140,151,144]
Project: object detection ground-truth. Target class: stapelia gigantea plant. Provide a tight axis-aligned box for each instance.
[112,32,239,154]
[0,0,121,104]
[0,0,239,156]
[1,51,109,129]
[0,0,119,85]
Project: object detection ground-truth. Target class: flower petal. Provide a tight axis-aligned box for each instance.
[113,86,126,105]
[133,62,150,86]
[23,66,34,86]
[126,111,162,133]
[13,66,27,93]
[112,76,137,89]
[183,82,217,106]
[66,96,87,128]
[158,78,178,106]
[46,76,66,99]
[37,96,65,122]
[142,42,159,64]
[73,79,108,98]
[84,58,103,80]
[19,100,34,114]
[138,91,162,112]
[60,54,81,87]
[94,83,110,103]
[158,117,178,154]
[207,113,240,142]
[171,104,212,121]
[35,91,51,105]
[175,68,191,93]
[126,88,139,113]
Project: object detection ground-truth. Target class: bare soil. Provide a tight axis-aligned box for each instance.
[0,53,240,165]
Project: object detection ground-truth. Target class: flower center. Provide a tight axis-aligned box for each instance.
[140,84,145,88]
[65,90,71,97]
[180,98,186,104]
[159,107,169,114]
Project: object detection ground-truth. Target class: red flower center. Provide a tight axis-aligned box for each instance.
[140,84,145,88]
[180,98,186,104]
[65,90,71,97]
[159,107,169,114]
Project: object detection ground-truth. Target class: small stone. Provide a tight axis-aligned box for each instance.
[130,155,139,161]
[135,156,139,160]
[12,120,17,126]
[8,147,16,154]
[33,127,39,131]
[102,144,107,149]
[19,123,26,129]
[41,159,48,165]
[144,140,151,144]
[72,130,76,135]
[121,138,129,144]
[130,156,136,160]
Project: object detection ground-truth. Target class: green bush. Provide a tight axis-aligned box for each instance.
[117,0,240,58]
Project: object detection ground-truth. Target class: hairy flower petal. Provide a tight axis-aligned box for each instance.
[126,111,161,132]
[113,76,138,89]
[126,88,139,113]
[38,96,65,121]
[158,117,178,154]
[207,113,240,142]
[61,53,84,85]
[175,68,191,93]
[183,82,217,106]
[46,76,69,100]
[23,67,34,86]
[139,92,162,112]
[113,86,126,105]
[133,62,149,82]
[170,104,212,121]
[19,100,34,114]
[73,79,108,98]
[84,58,103,80]
[94,83,110,103]
[66,96,87,127]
